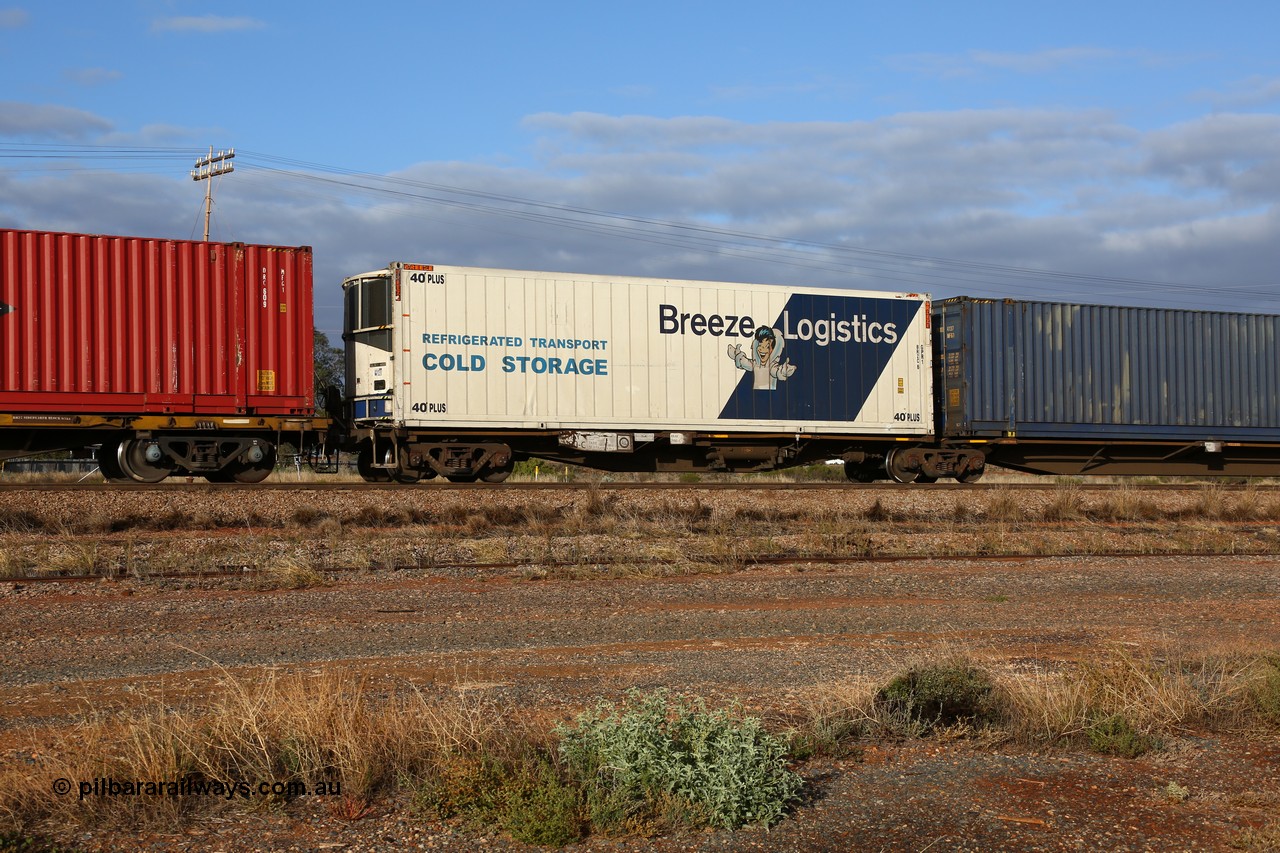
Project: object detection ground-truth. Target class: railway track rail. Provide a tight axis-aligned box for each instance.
[9,546,1278,586]
[1,480,1277,493]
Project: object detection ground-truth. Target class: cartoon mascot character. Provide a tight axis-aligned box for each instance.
[728,326,796,390]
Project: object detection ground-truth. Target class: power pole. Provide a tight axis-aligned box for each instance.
[190,147,235,241]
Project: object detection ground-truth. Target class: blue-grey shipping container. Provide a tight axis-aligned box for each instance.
[934,297,1280,441]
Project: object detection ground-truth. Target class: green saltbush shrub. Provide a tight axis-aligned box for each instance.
[1085,713,1160,758]
[556,689,802,832]
[875,661,999,736]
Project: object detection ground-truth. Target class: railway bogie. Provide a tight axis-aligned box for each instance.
[353,433,513,483]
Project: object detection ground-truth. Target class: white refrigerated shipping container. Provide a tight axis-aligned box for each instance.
[345,264,933,436]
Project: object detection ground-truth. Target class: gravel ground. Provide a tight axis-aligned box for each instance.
[2,484,1278,850]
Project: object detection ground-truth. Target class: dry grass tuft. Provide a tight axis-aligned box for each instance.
[0,548,20,579]
[1090,487,1163,522]
[790,645,1279,759]
[0,510,45,534]
[863,498,893,522]
[983,491,1023,523]
[998,646,1261,749]
[0,669,517,835]
[254,556,327,590]
[1042,484,1084,521]
[1231,821,1280,852]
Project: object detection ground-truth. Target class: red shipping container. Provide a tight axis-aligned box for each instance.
[0,229,314,416]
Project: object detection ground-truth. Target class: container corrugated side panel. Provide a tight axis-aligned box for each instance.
[0,229,313,415]
[936,297,1280,441]
[240,243,314,414]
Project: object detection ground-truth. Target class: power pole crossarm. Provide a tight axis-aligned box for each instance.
[191,147,235,241]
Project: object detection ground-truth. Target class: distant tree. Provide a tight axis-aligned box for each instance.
[313,329,344,414]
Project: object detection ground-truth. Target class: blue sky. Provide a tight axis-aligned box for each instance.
[2,1,1278,340]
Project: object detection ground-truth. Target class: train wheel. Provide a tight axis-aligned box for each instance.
[96,441,131,483]
[356,445,393,483]
[480,465,512,483]
[885,447,921,484]
[954,451,987,484]
[843,459,878,483]
[229,444,276,484]
[230,465,273,484]
[393,446,422,483]
[116,439,171,483]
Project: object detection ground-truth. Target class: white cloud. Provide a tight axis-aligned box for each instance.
[1102,210,1273,254]
[150,15,266,34]
[709,81,824,101]
[609,84,656,99]
[1144,113,1280,200]
[971,47,1127,73]
[0,8,28,28]
[0,102,112,138]
[61,67,123,87]
[1194,75,1280,109]
[891,47,1171,79]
